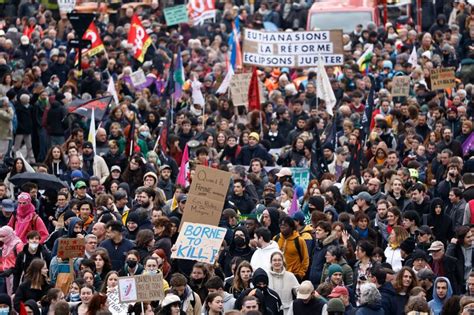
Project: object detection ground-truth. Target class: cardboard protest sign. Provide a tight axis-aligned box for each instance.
[391,76,410,97]
[164,5,189,26]
[57,238,85,259]
[118,273,164,303]
[430,68,455,90]
[172,222,226,264]
[229,73,265,107]
[181,165,231,226]
[108,290,130,315]
[130,69,147,87]
[242,29,344,67]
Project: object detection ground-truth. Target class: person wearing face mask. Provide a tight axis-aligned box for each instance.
[219,227,255,277]
[119,250,143,276]
[0,226,23,295]
[51,217,85,257]
[13,230,51,293]
[143,256,170,294]
[189,262,210,303]
[8,192,49,244]
[0,293,12,315]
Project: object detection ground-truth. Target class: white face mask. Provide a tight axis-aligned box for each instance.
[29,243,39,251]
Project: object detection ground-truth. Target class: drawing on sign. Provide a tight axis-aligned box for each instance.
[391,76,410,97]
[118,274,164,303]
[118,278,137,303]
[242,29,344,67]
[172,222,226,264]
[430,68,455,90]
[130,69,147,87]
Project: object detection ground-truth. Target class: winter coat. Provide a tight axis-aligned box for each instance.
[446,241,473,285]
[274,231,309,280]
[250,241,282,273]
[355,302,384,315]
[236,144,274,166]
[384,246,403,272]
[309,234,338,286]
[268,268,299,314]
[45,101,66,136]
[379,281,401,315]
[14,103,33,135]
[0,106,13,140]
[287,298,327,315]
[428,277,453,315]
[219,227,255,277]
[425,198,454,244]
[430,254,462,295]
[13,244,51,292]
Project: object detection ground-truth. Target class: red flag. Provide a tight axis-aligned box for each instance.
[248,67,260,112]
[83,22,105,57]
[176,144,189,187]
[128,14,152,63]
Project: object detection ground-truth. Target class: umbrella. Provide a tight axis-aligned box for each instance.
[9,173,69,190]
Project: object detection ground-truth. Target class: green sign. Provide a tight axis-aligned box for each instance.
[290,168,310,190]
[164,5,189,26]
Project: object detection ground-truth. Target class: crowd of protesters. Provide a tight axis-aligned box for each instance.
[0,0,473,314]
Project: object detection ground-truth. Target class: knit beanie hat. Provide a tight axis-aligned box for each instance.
[328,264,343,278]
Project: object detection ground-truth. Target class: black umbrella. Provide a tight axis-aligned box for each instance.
[9,172,68,190]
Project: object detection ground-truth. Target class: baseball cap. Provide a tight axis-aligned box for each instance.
[160,164,171,171]
[71,170,83,178]
[276,167,292,177]
[1,199,15,213]
[83,141,93,149]
[111,165,121,172]
[328,286,349,298]
[74,181,87,189]
[428,241,444,252]
[354,191,371,202]
[161,294,180,308]
[296,281,314,299]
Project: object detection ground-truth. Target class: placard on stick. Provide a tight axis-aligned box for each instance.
[172,222,226,264]
[164,5,189,26]
[118,273,164,303]
[430,67,455,90]
[57,238,85,259]
[229,73,266,107]
[181,165,231,227]
[391,76,410,97]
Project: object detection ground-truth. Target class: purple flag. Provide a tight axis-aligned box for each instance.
[288,189,299,216]
[463,132,474,156]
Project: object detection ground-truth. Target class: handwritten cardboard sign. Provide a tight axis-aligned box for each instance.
[172,222,226,264]
[430,67,455,90]
[108,290,130,315]
[57,238,85,259]
[229,73,265,107]
[181,165,231,226]
[118,273,164,303]
[391,76,410,97]
[164,5,189,26]
[130,69,147,87]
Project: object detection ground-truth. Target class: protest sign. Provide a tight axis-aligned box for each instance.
[58,0,76,13]
[164,5,189,26]
[130,69,147,87]
[57,238,85,259]
[391,76,410,97]
[229,73,265,107]
[290,168,310,191]
[118,273,164,303]
[181,165,231,227]
[188,0,216,25]
[242,29,344,67]
[430,68,455,90]
[172,222,226,264]
[108,290,129,315]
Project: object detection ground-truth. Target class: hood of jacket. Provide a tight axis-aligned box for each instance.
[432,276,453,304]
[252,268,269,287]
[67,217,83,237]
[375,141,388,156]
[430,197,445,216]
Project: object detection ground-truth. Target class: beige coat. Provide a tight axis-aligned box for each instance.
[0,106,13,140]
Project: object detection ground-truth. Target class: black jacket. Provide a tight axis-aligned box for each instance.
[13,244,51,292]
[446,242,473,294]
[430,254,462,294]
[46,101,66,136]
[425,198,454,245]
[14,103,33,134]
[379,282,401,315]
[236,144,274,166]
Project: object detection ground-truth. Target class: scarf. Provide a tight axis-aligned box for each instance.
[0,226,21,257]
[82,153,94,176]
[355,226,369,239]
[10,192,36,243]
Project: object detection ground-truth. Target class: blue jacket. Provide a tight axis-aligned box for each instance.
[428,277,453,315]
[355,302,384,315]
[99,237,135,271]
[308,234,338,286]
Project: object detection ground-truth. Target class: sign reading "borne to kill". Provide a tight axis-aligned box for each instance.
[242,29,344,67]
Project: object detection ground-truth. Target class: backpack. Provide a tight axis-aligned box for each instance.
[274,234,304,262]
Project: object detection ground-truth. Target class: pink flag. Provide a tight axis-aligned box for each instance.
[288,189,299,216]
[177,144,189,187]
[462,132,474,156]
